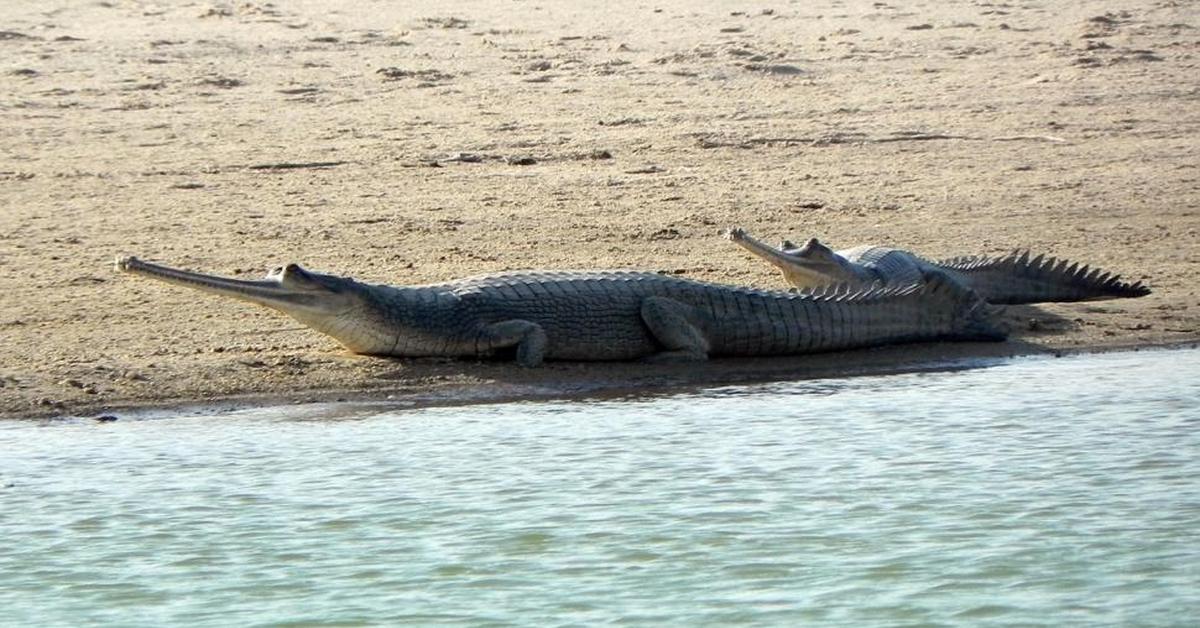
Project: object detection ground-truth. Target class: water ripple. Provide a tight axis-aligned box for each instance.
[2,349,1199,625]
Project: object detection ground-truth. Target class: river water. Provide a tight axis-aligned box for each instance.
[2,349,1198,626]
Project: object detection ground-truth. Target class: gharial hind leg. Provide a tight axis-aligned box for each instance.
[639,296,710,362]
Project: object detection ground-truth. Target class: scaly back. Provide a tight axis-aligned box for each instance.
[934,250,1151,304]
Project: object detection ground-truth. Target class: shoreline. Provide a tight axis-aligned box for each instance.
[2,0,1197,420]
[10,339,1195,422]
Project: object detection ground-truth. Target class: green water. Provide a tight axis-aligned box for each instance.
[2,349,1198,626]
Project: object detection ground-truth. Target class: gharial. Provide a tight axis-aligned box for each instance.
[114,255,1005,366]
[725,227,1150,304]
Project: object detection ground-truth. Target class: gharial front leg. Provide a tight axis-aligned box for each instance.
[478,320,548,367]
[639,296,711,362]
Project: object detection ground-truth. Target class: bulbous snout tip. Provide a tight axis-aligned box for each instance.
[115,255,139,272]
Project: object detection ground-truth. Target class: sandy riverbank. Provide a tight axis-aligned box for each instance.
[2,0,1197,419]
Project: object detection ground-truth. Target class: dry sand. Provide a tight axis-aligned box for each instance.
[2,0,1198,419]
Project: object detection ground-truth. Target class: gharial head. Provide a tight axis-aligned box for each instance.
[724,227,860,289]
[115,256,395,354]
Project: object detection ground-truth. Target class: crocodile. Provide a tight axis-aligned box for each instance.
[725,227,1150,304]
[115,255,1004,366]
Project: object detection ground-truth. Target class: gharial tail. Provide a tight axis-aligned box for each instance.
[918,269,1008,342]
[934,250,1151,305]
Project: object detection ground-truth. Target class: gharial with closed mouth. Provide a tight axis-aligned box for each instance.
[725,227,1150,304]
[115,255,1005,366]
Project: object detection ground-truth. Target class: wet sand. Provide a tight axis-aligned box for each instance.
[2,0,1198,419]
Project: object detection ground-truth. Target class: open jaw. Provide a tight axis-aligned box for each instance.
[114,255,319,310]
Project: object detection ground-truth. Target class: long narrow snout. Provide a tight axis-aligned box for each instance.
[725,228,801,271]
[116,256,400,355]
[725,227,839,288]
[115,256,313,310]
